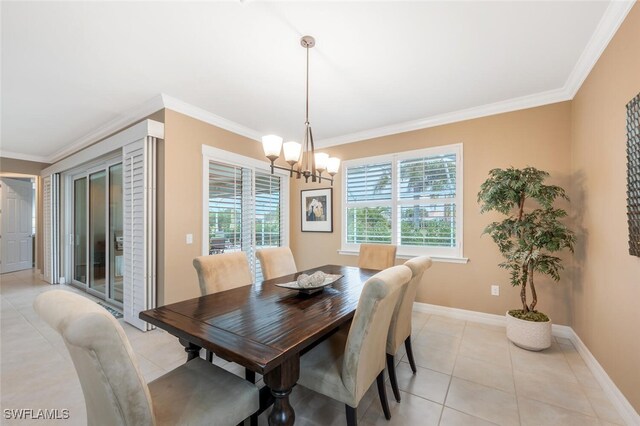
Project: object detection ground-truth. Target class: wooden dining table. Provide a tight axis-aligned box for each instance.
[139,264,378,426]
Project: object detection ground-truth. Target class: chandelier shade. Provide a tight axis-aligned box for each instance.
[283,141,302,164]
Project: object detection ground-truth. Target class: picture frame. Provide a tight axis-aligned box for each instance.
[627,92,640,257]
[301,188,333,232]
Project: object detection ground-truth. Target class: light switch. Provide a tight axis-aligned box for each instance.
[186,234,193,244]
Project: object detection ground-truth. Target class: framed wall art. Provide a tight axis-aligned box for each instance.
[301,188,333,232]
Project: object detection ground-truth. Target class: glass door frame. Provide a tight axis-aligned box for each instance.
[71,173,88,289]
[85,164,109,301]
[64,155,123,308]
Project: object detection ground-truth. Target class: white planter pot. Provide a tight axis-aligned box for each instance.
[505,311,551,351]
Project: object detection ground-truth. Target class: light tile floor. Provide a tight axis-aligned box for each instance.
[0,269,625,426]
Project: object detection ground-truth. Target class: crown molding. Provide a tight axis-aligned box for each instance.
[41,119,163,176]
[315,87,570,148]
[314,0,635,149]
[4,1,632,162]
[0,150,50,164]
[161,94,262,143]
[564,0,635,99]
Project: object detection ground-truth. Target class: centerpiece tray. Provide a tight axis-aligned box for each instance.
[275,274,343,294]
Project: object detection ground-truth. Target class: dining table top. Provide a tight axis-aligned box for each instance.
[139,264,379,375]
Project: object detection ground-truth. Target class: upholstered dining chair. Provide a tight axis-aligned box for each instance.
[357,243,397,270]
[193,251,253,296]
[386,256,433,402]
[193,251,256,380]
[297,265,412,426]
[34,290,259,426]
[256,247,297,280]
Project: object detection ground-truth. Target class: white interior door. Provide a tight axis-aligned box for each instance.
[1,178,34,273]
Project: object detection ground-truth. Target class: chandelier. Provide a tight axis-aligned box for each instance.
[262,35,340,185]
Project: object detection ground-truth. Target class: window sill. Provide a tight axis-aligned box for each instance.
[337,250,469,264]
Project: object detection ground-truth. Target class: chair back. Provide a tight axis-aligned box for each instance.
[256,247,297,280]
[193,251,253,295]
[357,244,397,270]
[34,290,155,426]
[341,265,411,404]
[387,256,432,354]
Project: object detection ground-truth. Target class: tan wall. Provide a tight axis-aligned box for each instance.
[159,109,267,304]
[570,3,640,412]
[0,158,50,176]
[290,102,575,325]
[0,157,50,272]
[154,8,640,409]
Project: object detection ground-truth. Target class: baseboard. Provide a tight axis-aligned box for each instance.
[413,302,639,425]
[413,301,507,327]
[568,330,640,426]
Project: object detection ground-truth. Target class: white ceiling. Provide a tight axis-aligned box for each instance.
[0,1,633,163]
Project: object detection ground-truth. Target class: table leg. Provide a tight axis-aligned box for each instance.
[178,338,202,362]
[264,354,300,426]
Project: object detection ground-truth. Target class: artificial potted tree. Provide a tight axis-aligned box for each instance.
[478,167,575,351]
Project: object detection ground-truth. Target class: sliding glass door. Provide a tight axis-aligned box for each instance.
[73,178,87,283]
[71,161,123,306]
[109,164,123,303]
[89,170,107,295]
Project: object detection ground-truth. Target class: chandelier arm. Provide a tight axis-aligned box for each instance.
[309,125,317,183]
[302,125,309,174]
[268,164,333,185]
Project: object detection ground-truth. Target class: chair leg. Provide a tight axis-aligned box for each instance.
[206,350,213,363]
[245,369,256,384]
[345,405,357,426]
[386,353,401,402]
[236,416,257,426]
[376,371,391,420]
[404,336,417,374]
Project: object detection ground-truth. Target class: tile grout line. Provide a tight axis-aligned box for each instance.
[511,341,605,423]
[438,318,466,425]
[508,337,522,425]
[4,286,72,361]
[559,340,615,424]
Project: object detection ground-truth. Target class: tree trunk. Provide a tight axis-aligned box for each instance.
[520,263,529,312]
[518,193,525,221]
[528,263,537,312]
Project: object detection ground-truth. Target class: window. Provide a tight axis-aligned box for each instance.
[203,146,289,282]
[342,144,463,260]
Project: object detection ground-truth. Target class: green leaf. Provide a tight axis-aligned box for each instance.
[478,167,575,307]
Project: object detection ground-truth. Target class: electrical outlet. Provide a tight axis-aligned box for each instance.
[186,234,193,244]
[491,285,500,296]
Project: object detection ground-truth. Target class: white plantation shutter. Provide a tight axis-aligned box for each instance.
[343,145,463,258]
[254,171,281,282]
[242,168,255,277]
[398,154,457,248]
[346,162,392,202]
[42,176,52,283]
[206,159,284,283]
[208,162,243,251]
[42,174,60,284]
[123,137,157,331]
[398,154,457,200]
[255,172,281,247]
[345,162,393,244]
